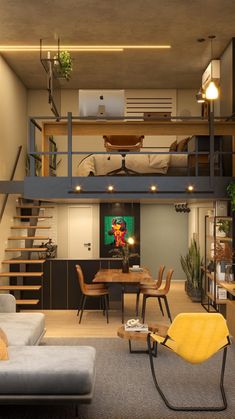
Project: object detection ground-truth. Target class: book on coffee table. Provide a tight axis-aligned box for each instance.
[124,323,149,332]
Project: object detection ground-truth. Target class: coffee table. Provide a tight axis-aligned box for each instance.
[117,323,168,357]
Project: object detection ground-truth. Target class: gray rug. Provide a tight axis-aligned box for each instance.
[1,337,235,419]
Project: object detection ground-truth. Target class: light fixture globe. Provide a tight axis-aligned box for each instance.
[205,81,219,100]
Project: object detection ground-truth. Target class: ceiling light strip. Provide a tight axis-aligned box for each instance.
[0,45,171,52]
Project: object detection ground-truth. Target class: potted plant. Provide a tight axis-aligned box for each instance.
[180,239,203,302]
[227,181,235,212]
[54,50,73,81]
[109,237,139,273]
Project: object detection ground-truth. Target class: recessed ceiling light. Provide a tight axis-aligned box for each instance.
[107,185,114,192]
[150,185,157,192]
[187,185,194,192]
[75,185,81,192]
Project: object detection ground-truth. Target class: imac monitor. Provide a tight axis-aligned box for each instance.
[78,89,125,118]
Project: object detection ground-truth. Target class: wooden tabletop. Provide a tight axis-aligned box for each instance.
[93,268,153,284]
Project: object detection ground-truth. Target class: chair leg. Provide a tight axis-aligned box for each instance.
[147,334,228,411]
[157,297,164,317]
[104,294,109,324]
[77,294,83,316]
[136,290,140,317]
[142,295,147,323]
[163,296,172,323]
[79,295,87,324]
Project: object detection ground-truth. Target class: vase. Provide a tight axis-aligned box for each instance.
[122,258,129,273]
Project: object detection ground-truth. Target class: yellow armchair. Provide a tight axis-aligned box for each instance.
[147,312,230,411]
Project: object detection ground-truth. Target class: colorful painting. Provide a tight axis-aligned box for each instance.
[104,215,135,246]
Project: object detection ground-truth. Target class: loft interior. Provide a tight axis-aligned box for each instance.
[0,1,235,417]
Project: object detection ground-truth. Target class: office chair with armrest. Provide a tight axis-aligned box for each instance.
[103,135,144,175]
[147,312,230,411]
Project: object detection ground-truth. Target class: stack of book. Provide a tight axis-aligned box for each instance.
[124,322,149,332]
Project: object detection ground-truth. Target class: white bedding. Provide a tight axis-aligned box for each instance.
[76,151,187,176]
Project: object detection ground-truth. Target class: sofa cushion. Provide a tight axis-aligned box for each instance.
[0,346,96,395]
[0,337,8,360]
[0,313,45,346]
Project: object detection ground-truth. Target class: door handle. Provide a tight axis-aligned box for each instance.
[84,242,91,246]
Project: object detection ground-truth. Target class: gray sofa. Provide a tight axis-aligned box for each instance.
[0,294,96,412]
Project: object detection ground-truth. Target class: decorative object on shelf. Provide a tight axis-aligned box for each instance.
[109,237,139,273]
[53,50,73,81]
[39,239,57,259]
[227,181,235,212]
[216,220,230,237]
[180,239,203,302]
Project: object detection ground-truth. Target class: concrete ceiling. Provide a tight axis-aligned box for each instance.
[1,0,235,90]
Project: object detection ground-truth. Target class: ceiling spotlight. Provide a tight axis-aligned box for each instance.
[174,203,190,213]
[107,185,114,192]
[187,185,194,192]
[75,185,81,192]
[150,185,157,192]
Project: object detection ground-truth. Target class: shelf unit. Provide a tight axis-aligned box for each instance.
[202,215,234,313]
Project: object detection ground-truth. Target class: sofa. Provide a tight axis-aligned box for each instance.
[0,294,96,412]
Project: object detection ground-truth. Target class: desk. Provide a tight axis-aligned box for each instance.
[93,268,153,323]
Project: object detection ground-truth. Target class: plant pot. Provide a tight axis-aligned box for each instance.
[122,259,129,273]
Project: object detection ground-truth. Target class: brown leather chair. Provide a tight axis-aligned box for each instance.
[75,264,109,324]
[103,135,144,175]
[135,265,165,316]
[141,268,174,323]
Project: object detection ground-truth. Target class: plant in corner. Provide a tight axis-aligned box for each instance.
[54,50,73,81]
[227,181,235,212]
[180,239,203,302]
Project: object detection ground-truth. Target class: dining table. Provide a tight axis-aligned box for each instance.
[93,268,153,323]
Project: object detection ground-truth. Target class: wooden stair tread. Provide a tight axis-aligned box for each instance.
[16,205,54,209]
[2,259,46,264]
[0,272,43,277]
[0,285,41,291]
[16,299,39,305]
[8,236,50,240]
[14,216,53,219]
[5,248,47,251]
[11,226,51,229]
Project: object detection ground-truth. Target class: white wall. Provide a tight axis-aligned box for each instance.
[0,55,27,274]
[188,201,214,261]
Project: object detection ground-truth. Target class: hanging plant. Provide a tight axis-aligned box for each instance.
[54,50,73,81]
[227,181,235,212]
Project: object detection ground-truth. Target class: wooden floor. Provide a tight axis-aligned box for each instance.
[39,281,205,338]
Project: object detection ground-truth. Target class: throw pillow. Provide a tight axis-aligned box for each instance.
[169,139,177,151]
[177,137,190,152]
[0,337,8,360]
[0,328,8,346]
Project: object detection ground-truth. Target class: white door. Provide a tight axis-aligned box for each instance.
[68,206,93,259]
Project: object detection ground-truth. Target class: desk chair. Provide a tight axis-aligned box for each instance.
[147,312,230,411]
[75,265,109,324]
[103,135,144,175]
[142,268,174,323]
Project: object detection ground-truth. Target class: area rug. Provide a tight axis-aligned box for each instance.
[1,337,235,419]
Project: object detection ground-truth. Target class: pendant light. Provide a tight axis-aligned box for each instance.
[205,35,219,100]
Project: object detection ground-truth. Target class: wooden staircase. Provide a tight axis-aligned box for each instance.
[0,199,54,308]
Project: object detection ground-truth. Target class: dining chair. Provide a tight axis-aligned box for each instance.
[135,265,165,316]
[147,312,230,411]
[75,264,109,324]
[142,268,174,323]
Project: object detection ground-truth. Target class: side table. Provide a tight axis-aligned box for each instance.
[117,323,168,357]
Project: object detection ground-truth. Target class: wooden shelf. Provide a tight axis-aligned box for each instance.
[207,292,228,304]
[8,236,50,240]
[11,226,51,229]
[2,259,46,264]
[0,272,43,277]
[16,205,54,209]
[206,235,232,242]
[0,285,41,291]
[14,216,53,219]
[16,299,39,305]
[218,281,235,297]
[5,248,47,252]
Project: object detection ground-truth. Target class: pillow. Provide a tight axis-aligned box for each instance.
[177,137,190,152]
[169,140,177,151]
[0,337,8,360]
[76,155,96,176]
[0,328,8,346]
